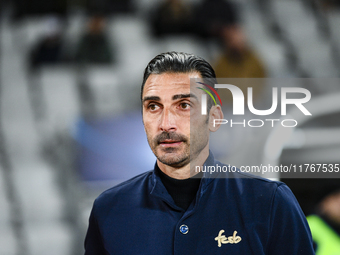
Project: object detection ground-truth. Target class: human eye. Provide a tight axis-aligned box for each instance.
[179,102,191,110]
[147,103,160,111]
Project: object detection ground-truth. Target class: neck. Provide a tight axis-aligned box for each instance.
[157,146,209,179]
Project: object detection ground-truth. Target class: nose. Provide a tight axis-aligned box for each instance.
[159,108,176,132]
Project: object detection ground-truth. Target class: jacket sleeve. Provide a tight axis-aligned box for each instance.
[266,184,315,255]
[84,204,107,255]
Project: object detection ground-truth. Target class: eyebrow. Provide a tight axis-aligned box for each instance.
[142,96,160,103]
[173,93,198,100]
[142,93,198,103]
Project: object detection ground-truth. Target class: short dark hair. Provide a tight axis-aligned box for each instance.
[141,52,217,110]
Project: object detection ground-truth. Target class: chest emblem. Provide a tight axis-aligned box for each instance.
[215,230,242,247]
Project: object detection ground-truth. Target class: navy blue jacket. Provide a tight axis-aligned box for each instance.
[84,153,315,254]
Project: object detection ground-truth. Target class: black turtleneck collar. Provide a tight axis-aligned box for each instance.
[155,164,203,211]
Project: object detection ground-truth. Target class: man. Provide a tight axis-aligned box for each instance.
[307,187,340,254]
[84,52,315,254]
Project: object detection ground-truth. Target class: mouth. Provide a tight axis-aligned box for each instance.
[159,139,183,147]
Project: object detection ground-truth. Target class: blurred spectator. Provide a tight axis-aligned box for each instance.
[320,0,340,9]
[85,0,135,15]
[194,0,265,79]
[214,25,266,78]
[74,15,114,64]
[194,0,238,39]
[150,0,194,38]
[29,16,66,70]
[12,0,67,20]
[307,187,340,254]
[207,1,266,104]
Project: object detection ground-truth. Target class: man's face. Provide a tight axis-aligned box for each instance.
[142,72,210,168]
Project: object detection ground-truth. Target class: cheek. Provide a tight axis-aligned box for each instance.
[190,113,208,127]
[190,116,209,135]
[145,122,154,131]
[143,119,154,135]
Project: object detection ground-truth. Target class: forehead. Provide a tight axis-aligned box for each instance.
[143,72,201,97]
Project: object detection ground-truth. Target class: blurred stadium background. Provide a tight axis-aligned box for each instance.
[0,0,340,254]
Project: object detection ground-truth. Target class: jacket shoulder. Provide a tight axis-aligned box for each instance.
[94,170,153,208]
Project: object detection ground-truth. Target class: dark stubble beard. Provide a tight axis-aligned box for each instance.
[148,131,190,168]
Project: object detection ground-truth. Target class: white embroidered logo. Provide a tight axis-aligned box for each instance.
[215,230,242,247]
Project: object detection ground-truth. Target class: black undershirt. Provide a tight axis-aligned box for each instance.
[156,165,203,211]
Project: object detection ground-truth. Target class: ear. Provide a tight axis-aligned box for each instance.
[208,105,224,132]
